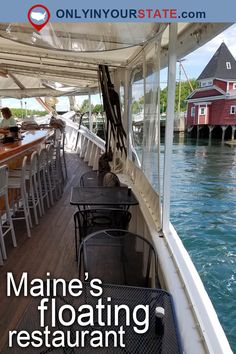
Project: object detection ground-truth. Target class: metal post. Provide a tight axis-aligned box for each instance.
[124,69,132,160]
[154,39,162,230]
[24,101,27,119]
[20,100,23,119]
[88,90,92,132]
[178,60,182,117]
[141,50,147,169]
[162,23,178,234]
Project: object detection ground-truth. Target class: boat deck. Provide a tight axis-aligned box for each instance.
[0,151,90,351]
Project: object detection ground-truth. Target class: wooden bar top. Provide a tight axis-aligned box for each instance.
[0,130,51,164]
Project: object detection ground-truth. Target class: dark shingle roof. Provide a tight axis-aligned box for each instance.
[197,42,236,80]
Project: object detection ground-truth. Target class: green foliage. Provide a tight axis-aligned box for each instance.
[160,79,198,112]
[93,104,103,114]
[131,79,198,116]
[10,108,48,118]
[79,100,104,114]
[80,99,93,113]
[131,100,142,115]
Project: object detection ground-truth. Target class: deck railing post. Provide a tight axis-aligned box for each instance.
[162,23,178,234]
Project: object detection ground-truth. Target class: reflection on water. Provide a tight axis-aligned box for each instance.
[139,136,236,351]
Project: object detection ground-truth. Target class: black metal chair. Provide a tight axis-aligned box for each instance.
[80,170,120,187]
[74,208,131,260]
[78,229,158,287]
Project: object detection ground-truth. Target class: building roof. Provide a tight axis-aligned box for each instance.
[187,86,225,101]
[197,42,236,81]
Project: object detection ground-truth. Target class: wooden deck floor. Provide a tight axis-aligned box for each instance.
[0,152,90,351]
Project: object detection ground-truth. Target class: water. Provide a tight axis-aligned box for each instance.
[141,137,236,351]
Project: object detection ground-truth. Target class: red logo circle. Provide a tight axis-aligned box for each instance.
[28,4,50,31]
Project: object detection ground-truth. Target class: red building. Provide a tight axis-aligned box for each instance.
[186,43,236,139]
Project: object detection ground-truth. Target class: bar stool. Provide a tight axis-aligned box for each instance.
[8,156,32,238]
[28,151,42,224]
[0,165,17,261]
[61,131,68,181]
[38,148,50,214]
[55,129,68,182]
[46,144,55,205]
[50,142,64,199]
[10,151,42,225]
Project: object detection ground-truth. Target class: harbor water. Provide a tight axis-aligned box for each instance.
[141,136,236,351]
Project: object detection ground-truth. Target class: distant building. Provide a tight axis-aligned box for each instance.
[186,43,236,139]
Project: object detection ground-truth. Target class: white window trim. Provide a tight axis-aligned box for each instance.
[200,79,213,88]
[226,62,231,69]
[191,107,195,117]
[199,107,206,115]
[233,83,236,90]
[230,105,236,114]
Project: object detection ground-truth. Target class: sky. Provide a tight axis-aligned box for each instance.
[1,23,236,112]
[160,23,236,87]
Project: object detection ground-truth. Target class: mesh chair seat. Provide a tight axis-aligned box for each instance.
[74,208,131,260]
[78,229,158,287]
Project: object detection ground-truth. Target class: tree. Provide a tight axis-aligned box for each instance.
[160,88,167,113]
[10,108,48,118]
[131,100,141,115]
[80,99,94,113]
[160,79,198,112]
[93,104,103,114]
[175,79,198,112]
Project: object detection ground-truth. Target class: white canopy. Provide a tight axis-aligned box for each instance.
[0,22,231,98]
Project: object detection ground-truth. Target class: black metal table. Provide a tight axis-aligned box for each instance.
[4,283,182,354]
[70,187,139,208]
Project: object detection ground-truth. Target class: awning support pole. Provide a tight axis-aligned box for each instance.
[88,89,92,131]
[162,23,178,234]
[124,68,132,160]
[141,50,146,169]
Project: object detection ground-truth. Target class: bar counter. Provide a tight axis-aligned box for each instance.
[0,130,51,165]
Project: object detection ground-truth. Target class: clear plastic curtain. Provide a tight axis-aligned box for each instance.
[0,23,164,52]
[130,66,144,165]
[130,39,161,194]
[141,41,161,194]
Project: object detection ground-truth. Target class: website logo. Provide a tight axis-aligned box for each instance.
[28,4,50,31]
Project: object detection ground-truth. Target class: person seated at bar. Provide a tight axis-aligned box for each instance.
[0,107,17,133]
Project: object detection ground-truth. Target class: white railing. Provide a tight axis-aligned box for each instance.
[64,121,232,354]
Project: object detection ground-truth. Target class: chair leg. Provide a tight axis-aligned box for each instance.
[47,167,54,206]
[25,191,33,229]
[0,227,7,260]
[0,247,3,265]
[38,170,45,215]
[62,150,68,180]
[43,169,50,208]
[34,174,42,218]
[22,193,31,238]
[78,244,83,279]
[75,228,78,262]
[56,160,63,199]
[5,192,17,247]
[21,185,32,235]
[30,179,38,225]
